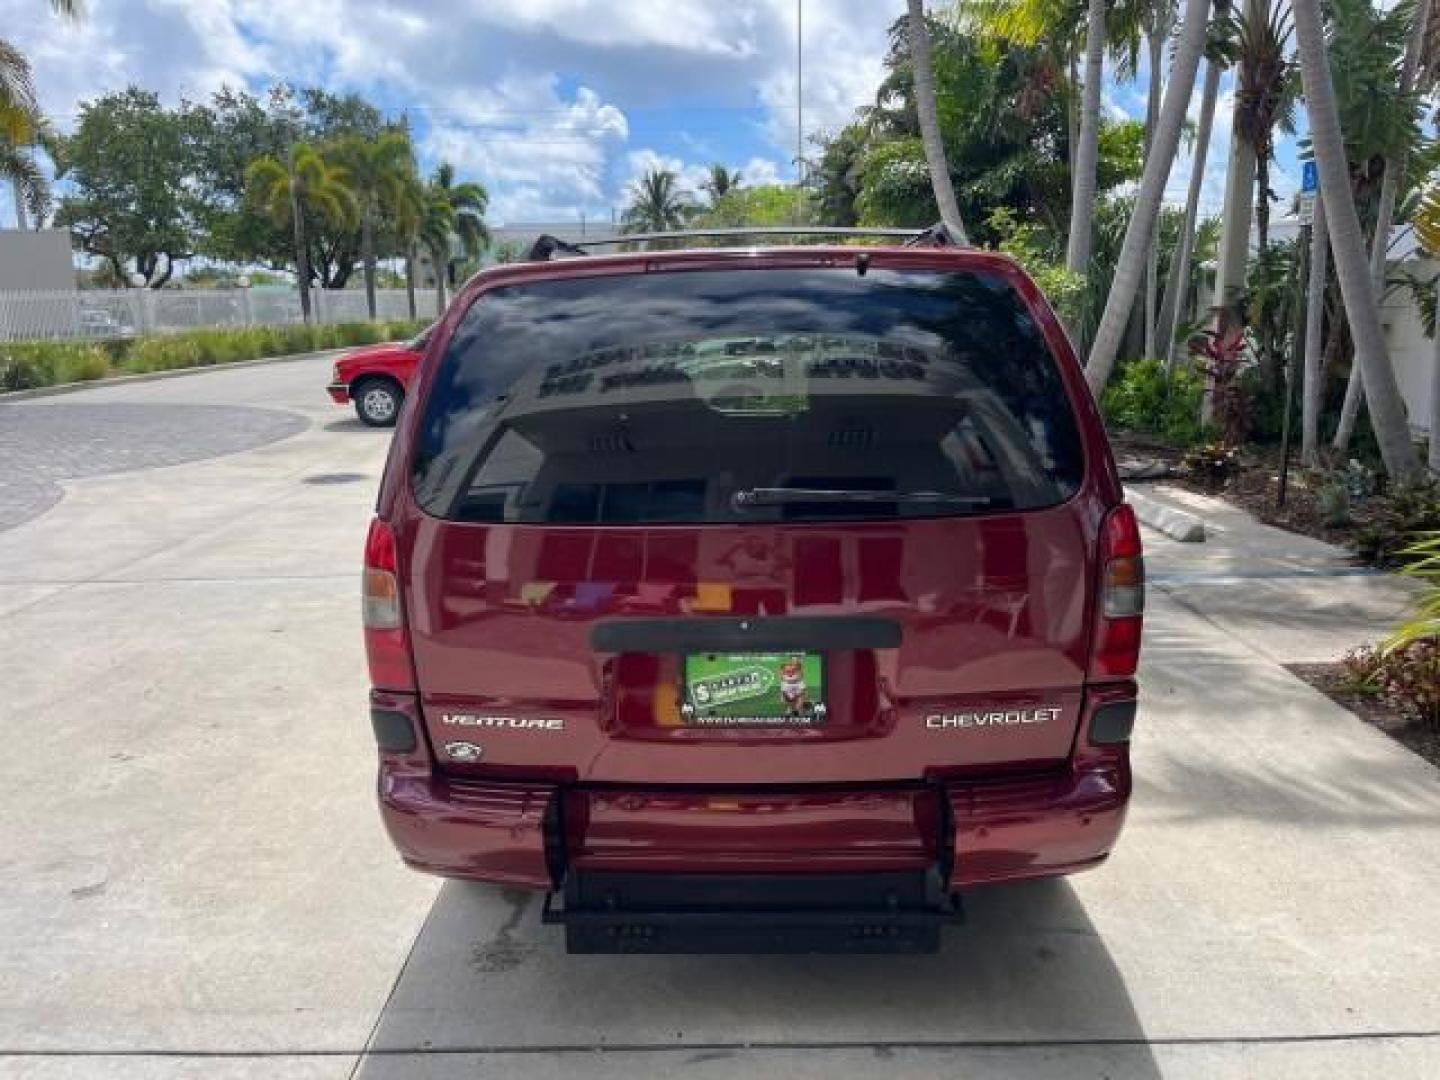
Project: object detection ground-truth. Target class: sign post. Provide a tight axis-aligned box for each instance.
[1278,149,1319,508]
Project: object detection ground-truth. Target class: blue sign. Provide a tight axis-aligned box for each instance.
[1301,160,1319,194]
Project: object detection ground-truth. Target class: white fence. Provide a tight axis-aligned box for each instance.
[0,286,442,343]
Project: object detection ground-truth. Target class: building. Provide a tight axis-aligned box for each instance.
[0,229,73,291]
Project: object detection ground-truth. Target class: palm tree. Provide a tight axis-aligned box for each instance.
[1156,70,1223,365]
[702,164,742,203]
[1086,0,1212,393]
[1237,2,1297,260]
[1301,192,1328,465]
[1210,0,1267,337]
[1331,0,1431,452]
[245,143,357,324]
[621,167,692,233]
[3,1,80,227]
[418,188,457,316]
[431,162,490,276]
[1292,0,1415,477]
[1064,0,1108,272]
[391,168,426,320]
[333,130,417,319]
[1139,0,1178,355]
[1157,6,1239,366]
[905,0,969,243]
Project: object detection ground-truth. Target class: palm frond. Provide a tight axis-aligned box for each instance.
[1384,532,1440,650]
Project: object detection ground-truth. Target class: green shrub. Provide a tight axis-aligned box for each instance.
[1180,441,1241,487]
[336,321,383,346]
[2,319,428,393]
[0,343,112,388]
[125,335,203,373]
[1101,358,1209,446]
[1386,531,1440,652]
[1353,480,1440,569]
[382,319,426,341]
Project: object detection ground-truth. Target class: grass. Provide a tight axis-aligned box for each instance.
[0,319,427,392]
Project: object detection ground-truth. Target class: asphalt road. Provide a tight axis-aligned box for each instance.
[1,355,1438,1079]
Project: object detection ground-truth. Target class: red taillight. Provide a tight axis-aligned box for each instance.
[1089,504,1144,681]
[363,518,414,690]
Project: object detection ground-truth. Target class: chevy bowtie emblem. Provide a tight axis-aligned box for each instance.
[443,741,484,763]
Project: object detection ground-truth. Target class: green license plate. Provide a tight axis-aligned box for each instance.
[682,652,826,727]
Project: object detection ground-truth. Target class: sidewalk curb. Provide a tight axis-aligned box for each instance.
[1126,486,1206,543]
[0,348,347,403]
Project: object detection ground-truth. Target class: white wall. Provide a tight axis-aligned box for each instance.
[0,229,73,291]
[1381,256,1435,440]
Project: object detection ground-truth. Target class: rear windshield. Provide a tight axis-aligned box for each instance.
[411,266,1083,524]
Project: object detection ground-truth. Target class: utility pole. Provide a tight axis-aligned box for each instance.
[796,0,804,224]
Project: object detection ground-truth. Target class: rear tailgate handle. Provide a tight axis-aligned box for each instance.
[590,616,902,654]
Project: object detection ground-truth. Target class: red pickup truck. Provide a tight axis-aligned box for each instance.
[363,228,1143,953]
[326,326,431,426]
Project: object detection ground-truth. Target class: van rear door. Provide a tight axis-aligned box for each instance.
[398,259,1108,784]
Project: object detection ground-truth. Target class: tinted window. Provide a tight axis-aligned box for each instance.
[412,267,1083,523]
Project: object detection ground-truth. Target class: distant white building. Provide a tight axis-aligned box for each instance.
[0,229,73,291]
[1260,214,1433,442]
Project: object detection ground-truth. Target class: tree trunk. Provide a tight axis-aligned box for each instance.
[905,0,969,243]
[12,178,28,230]
[405,241,417,320]
[1085,0,1211,394]
[292,204,312,324]
[1158,59,1221,368]
[362,209,378,320]
[1067,48,1080,181]
[1294,0,1416,477]
[1331,0,1430,454]
[1066,0,1107,273]
[1302,193,1329,466]
[1254,155,1272,256]
[1254,150,1284,396]
[434,252,447,316]
[151,253,174,290]
[1212,0,1263,320]
[1143,25,1165,359]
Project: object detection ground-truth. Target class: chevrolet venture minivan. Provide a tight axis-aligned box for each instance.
[363,228,1144,953]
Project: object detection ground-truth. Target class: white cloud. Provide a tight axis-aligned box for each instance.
[422,79,630,222]
[0,0,902,226]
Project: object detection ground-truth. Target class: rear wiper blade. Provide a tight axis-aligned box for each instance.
[732,487,992,508]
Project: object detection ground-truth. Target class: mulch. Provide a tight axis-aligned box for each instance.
[1110,435,1374,553]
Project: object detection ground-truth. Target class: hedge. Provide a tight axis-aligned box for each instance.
[0,319,427,392]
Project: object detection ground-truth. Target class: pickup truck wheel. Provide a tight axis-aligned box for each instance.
[354,379,403,427]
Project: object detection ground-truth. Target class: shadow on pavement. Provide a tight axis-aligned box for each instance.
[323,418,390,434]
[1137,614,1440,829]
[353,876,1160,1079]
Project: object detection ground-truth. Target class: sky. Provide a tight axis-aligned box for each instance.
[0,0,1301,230]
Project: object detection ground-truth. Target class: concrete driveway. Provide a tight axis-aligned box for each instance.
[1,356,1437,1078]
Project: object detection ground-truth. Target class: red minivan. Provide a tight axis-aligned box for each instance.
[364,230,1143,953]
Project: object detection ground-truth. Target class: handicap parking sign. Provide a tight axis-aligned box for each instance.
[1301,160,1318,194]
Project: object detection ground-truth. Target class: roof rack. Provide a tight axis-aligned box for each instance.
[524,222,966,262]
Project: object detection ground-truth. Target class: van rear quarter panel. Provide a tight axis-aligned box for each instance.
[380,247,1123,787]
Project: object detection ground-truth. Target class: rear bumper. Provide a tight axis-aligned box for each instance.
[326,382,350,404]
[376,754,1130,892]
